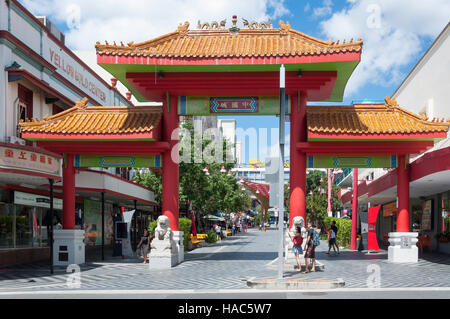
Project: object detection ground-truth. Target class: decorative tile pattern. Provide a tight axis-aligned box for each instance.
[95,20,363,58]
[19,98,162,135]
[307,98,449,135]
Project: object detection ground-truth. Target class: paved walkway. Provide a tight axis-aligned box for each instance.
[0,227,449,291]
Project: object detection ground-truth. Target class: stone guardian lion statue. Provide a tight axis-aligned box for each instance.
[151,215,173,251]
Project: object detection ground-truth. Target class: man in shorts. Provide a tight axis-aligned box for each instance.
[303,222,317,274]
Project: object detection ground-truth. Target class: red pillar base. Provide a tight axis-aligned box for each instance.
[62,154,75,230]
[162,95,179,231]
[397,155,410,233]
[289,92,307,228]
[351,168,358,251]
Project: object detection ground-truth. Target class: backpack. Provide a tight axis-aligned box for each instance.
[313,229,321,246]
[293,235,303,246]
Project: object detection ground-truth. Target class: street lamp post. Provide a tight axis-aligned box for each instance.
[278,64,286,280]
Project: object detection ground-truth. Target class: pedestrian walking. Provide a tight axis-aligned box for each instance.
[232,224,236,236]
[215,224,222,242]
[137,229,150,264]
[327,221,340,255]
[303,222,319,274]
[288,226,304,271]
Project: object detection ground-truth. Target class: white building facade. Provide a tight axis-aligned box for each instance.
[0,0,157,266]
[340,23,450,254]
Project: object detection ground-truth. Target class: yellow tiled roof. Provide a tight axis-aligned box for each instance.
[95,19,363,58]
[307,97,450,135]
[19,98,162,135]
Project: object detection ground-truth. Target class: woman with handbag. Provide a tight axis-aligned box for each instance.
[288,226,304,271]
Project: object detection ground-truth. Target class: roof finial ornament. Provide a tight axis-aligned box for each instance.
[242,18,250,28]
[279,20,291,35]
[177,21,190,36]
[385,96,398,109]
[75,97,89,110]
[229,15,240,33]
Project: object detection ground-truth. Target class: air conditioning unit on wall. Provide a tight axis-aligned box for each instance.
[7,136,26,145]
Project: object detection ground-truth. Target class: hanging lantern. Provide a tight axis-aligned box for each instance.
[220,165,226,174]
[203,167,208,172]
[256,189,260,194]
[241,186,245,191]
[227,170,232,176]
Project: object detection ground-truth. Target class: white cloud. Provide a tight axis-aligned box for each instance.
[21,0,289,50]
[319,0,450,98]
[313,0,333,18]
[304,3,311,13]
[20,0,289,101]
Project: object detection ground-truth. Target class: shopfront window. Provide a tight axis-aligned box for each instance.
[412,204,423,233]
[0,204,14,249]
[0,203,56,249]
[83,199,114,246]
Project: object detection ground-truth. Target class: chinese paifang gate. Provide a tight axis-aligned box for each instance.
[20,16,450,264]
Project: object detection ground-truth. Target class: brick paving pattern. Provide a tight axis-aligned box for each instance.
[0,228,449,291]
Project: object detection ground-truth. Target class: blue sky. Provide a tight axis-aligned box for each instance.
[20,0,450,164]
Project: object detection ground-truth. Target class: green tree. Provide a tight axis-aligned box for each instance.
[135,119,251,231]
[284,170,341,224]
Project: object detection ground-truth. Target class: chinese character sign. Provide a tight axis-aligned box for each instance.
[210,97,259,113]
[0,145,61,177]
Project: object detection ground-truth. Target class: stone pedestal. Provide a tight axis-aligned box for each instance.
[149,234,178,269]
[53,229,85,266]
[148,251,178,269]
[284,232,293,261]
[172,231,184,264]
[388,232,418,263]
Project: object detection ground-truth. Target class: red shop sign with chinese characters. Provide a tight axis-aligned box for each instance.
[0,145,61,178]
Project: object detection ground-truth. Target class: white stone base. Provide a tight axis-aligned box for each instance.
[148,253,178,269]
[53,229,85,266]
[172,231,184,264]
[388,232,419,263]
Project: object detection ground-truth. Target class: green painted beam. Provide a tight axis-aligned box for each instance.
[98,60,360,103]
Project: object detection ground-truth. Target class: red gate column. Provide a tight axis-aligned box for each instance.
[162,94,179,231]
[289,91,307,227]
[62,154,75,230]
[351,168,358,250]
[397,155,410,232]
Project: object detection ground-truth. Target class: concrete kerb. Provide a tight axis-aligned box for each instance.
[246,277,345,290]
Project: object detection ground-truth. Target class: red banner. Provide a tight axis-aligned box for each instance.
[368,205,380,251]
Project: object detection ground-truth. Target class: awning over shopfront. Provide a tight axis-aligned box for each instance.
[341,146,450,206]
[203,214,225,222]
